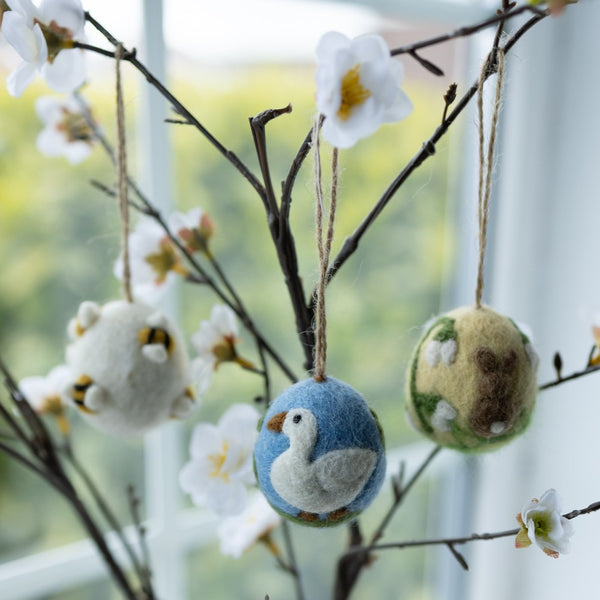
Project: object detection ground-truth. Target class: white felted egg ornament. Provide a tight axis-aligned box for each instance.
[254,377,386,527]
[405,305,538,452]
[65,299,197,436]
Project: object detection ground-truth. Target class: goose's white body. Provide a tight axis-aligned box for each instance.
[270,408,377,514]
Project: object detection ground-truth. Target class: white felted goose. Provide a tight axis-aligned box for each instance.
[267,407,377,521]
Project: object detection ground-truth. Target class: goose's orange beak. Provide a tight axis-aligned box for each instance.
[267,411,287,433]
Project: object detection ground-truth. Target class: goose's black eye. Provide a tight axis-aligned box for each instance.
[293,414,302,424]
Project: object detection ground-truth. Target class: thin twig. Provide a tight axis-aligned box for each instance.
[281,520,306,600]
[250,107,314,369]
[389,4,547,57]
[344,499,600,556]
[64,449,153,597]
[324,12,548,289]
[80,14,266,200]
[127,485,154,596]
[78,97,298,384]
[334,446,442,600]
[539,363,600,391]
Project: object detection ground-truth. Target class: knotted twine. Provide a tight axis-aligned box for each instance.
[312,118,339,382]
[475,48,505,308]
[115,43,133,303]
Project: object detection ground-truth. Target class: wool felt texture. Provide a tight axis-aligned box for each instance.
[254,377,386,527]
[65,300,196,436]
[405,305,538,452]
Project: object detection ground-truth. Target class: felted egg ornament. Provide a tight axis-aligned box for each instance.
[406,305,538,452]
[254,377,386,527]
[65,299,197,436]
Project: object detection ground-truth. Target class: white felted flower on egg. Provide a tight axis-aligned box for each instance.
[1,0,86,97]
[179,403,259,516]
[35,94,95,164]
[218,493,281,559]
[515,489,574,558]
[113,217,188,304]
[65,299,197,436]
[315,31,412,148]
[19,364,72,433]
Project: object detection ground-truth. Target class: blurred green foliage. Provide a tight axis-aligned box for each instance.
[0,64,454,597]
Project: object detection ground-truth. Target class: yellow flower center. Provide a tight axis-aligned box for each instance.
[57,109,94,144]
[37,19,75,63]
[337,64,371,121]
[209,443,229,481]
[144,238,186,283]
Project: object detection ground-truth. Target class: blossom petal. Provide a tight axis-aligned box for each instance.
[7,60,37,97]
[188,423,221,459]
[2,10,39,61]
[63,141,93,164]
[6,0,38,23]
[43,49,86,93]
[203,478,248,516]
[39,0,84,35]
[515,528,532,549]
[34,95,63,123]
[36,125,67,157]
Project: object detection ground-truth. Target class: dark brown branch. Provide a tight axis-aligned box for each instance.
[539,363,600,391]
[249,105,293,224]
[250,107,315,369]
[334,446,441,600]
[389,4,547,58]
[81,13,266,201]
[80,98,298,385]
[325,12,548,288]
[344,499,600,556]
[127,485,154,596]
[65,448,153,597]
[281,520,306,600]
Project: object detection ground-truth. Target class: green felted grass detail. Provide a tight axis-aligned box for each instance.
[408,316,455,434]
[405,305,538,453]
[433,317,457,342]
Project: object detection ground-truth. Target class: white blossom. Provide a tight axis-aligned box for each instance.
[189,302,255,394]
[179,403,259,516]
[168,207,215,255]
[2,0,86,97]
[315,31,412,148]
[113,217,186,304]
[515,488,574,558]
[34,94,94,163]
[19,364,72,433]
[218,493,281,559]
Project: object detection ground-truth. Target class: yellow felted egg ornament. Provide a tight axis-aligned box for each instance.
[65,299,197,436]
[405,305,538,452]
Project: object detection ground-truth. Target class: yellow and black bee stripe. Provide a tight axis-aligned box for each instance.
[72,375,96,414]
[138,327,175,354]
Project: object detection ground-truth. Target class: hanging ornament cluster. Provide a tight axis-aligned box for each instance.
[254,127,386,526]
[65,299,196,436]
[63,46,196,436]
[405,305,538,452]
[405,49,538,452]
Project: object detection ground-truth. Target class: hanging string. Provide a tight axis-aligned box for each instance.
[312,118,339,383]
[475,48,505,309]
[116,43,133,303]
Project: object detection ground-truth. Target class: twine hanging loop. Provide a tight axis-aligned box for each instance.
[115,43,133,303]
[475,48,505,308]
[312,119,339,382]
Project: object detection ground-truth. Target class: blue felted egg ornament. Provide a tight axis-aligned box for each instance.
[254,377,386,527]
